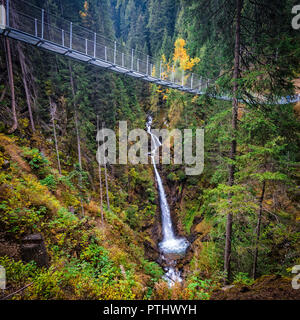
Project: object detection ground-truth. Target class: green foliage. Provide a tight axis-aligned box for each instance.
[48,207,78,230]
[167,172,178,181]
[58,174,75,189]
[125,205,139,229]
[142,260,164,284]
[0,193,47,235]
[0,256,37,287]
[25,267,65,300]
[233,272,254,286]
[187,276,214,300]
[40,174,57,191]
[80,243,112,276]
[182,206,198,234]
[23,148,49,172]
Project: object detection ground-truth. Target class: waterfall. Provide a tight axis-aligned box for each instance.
[146,116,189,285]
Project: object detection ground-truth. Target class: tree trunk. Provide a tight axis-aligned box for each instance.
[17,44,35,132]
[68,62,82,170]
[68,62,84,216]
[74,109,82,170]
[4,37,18,133]
[252,181,266,279]
[104,162,110,211]
[97,115,104,224]
[102,122,110,211]
[224,0,242,283]
[49,99,61,175]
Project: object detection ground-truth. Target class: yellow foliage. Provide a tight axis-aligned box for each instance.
[0,150,6,167]
[19,118,29,136]
[154,38,200,100]
[152,280,169,299]
[194,220,211,237]
[0,133,31,172]
[151,65,156,77]
[86,200,100,214]
[173,38,200,71]
[20,174,61,214]
[168,95,184,127]
[80,1,89,19]
[152,280,191,300]
[192,95,198,103]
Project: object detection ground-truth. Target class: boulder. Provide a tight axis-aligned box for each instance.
[21,233,49,268]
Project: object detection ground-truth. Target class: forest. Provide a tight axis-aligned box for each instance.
[0,0,299,301]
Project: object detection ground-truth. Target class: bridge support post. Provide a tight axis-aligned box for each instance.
[131,49,134,70]
[114,41,116,65]
[104,46,107,61]
[34,18,37,37]
[181,69,184,86]
[146,55,149,76]
[62,29,64,46]
[191,73,194,89]
[85,38,87,55]
[41,9,44,39]
[159,61,162,79]
[94,32,96,58]
[122,52,124,67]
[70,22,72,49]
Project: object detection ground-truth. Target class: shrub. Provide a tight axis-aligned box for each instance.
[125,205,139,229]
[23,148,49,170]
[167,172,178,181]
[48,207,78,230]
[0,201,47,235]
[233,272,254,286]
[40,174,57,191]
[24,267,65,300]
[142,260,164,284]
[0,256,37,288]
[187,276,213,300]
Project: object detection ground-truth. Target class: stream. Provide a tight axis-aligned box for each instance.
[146,116,189,286]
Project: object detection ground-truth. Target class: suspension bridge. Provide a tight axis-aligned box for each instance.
[0,0,214,95]
[0,0,299,104]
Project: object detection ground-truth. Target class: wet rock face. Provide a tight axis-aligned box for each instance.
[21,234,49,268]
[143,214,162,263]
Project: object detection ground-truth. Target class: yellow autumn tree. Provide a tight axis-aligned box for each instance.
[173,38,200,71]
[155,38,200,97]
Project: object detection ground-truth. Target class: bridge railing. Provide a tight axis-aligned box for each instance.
[5,0,214,93]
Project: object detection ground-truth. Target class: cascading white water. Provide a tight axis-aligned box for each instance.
[146,116,189,285]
